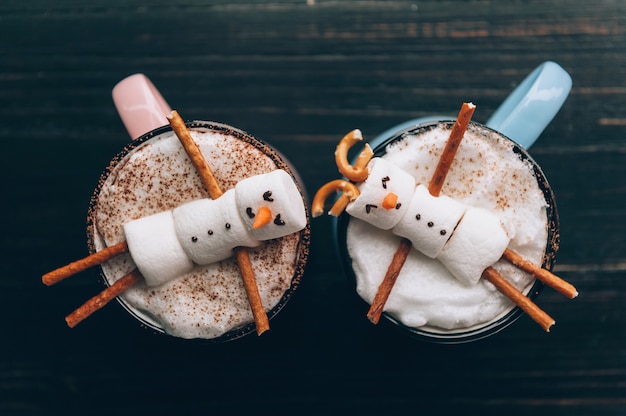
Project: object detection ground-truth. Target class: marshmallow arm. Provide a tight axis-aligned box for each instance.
[123,211,194,287]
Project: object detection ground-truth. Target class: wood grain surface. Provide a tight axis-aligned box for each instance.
[1,1,625,415]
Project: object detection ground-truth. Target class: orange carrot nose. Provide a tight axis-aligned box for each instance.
[381,192,399,210]
[252,206,273,229]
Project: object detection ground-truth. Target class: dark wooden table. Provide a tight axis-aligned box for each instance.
[2,1,625,415]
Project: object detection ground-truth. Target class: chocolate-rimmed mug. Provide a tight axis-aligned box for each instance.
[84,75,311,341]
[332,61,570,343]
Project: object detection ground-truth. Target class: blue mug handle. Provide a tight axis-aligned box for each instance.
[370,61,571,151]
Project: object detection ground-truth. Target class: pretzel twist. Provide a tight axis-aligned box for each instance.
[335,129,374,182]
[312,180,361,217]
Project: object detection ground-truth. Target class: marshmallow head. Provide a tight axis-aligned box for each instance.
[346,158,416,230]
[438,207,511,286]
[172,190,261,266]
[123,211,194,287]
[235,169,307,241]
[392,184,467,258]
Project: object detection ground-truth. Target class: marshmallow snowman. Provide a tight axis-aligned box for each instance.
[124,169,307,287]
[322,156,511,286]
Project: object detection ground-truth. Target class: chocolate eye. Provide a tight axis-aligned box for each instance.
[191,236,198,243]
[263,191,274,202]
[365,204,378,214]
[225,223,231,229]
[381,176,390,189]
[395,203,401,210]
[208,230,213,235]
[274,214,286,226]
[246,207,255,218]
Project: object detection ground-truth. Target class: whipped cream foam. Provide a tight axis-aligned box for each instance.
[88,123,308,340]
[345,123,550,333]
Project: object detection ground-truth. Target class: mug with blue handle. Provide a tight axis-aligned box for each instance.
[371,61,572,152]
[332,61,572,343]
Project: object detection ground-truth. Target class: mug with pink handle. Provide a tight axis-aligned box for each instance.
[112,74,172,140]
[43,73,311,341]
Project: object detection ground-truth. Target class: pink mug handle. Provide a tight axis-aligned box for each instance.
[112,74,172,139]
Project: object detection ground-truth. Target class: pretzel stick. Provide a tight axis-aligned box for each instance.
[65,269,142,328]
[167,111,224,199]
[367,104,476,323]
[482,266,555,332]
[429,102,476,197]
[234,247,269,334]
[42,241,129,286]
[502,248,578,299]
[166,110,270,335]
[367,238,412,324]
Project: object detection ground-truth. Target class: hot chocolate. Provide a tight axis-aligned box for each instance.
[46,120,310,341]
[344,122,552,331]
[313,112,573,342]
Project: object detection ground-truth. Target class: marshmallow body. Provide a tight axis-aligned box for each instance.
[123,211,194,287]
[172,190,261,265]
[122,169,306,288]
[438,207,510,285]
[235,169,307,241]
[346,158,416,230]
[392,184,466,258]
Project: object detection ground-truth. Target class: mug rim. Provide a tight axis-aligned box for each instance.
[335,120,560,344]
[86,120,311,342]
